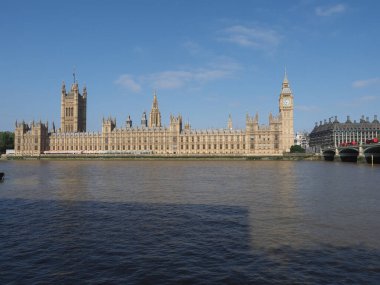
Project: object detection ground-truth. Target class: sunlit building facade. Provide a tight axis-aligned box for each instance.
[309,115,380,150]
[15,73,294,156]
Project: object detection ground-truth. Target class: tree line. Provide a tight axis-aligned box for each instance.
[0,132,14,153]
[290,145,305,153]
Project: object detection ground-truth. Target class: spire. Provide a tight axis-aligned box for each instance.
[152,90,158,108]
[283,67,288,84]
[281,68,292,94]
[62,81,66,94]
[228,114,233,130]
[149,90,161,127]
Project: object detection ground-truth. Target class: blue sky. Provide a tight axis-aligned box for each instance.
[1,0,379,132]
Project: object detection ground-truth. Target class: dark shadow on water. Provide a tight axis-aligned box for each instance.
[0,199,379,284]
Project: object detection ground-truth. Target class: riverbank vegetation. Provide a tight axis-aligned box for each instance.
[290,145,306,153]
[0,132,14,154]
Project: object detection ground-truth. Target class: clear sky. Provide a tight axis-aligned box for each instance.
[1,0,379,132]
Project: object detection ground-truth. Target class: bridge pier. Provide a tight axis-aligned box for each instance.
[363,143,380,164]
[359,145,364,156]
[322,143,380,164]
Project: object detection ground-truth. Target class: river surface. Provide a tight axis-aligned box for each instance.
[0,160,379,284]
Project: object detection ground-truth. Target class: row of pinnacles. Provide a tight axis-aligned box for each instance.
[101,113,183,134]
[246,112,282,130]
[15,72,294,156]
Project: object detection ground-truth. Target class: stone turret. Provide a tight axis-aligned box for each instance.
[102,117,116,133]
[141,111,148,127]
[126,115,132,128]
[83,85,87,99]
[245,113,259,133]
[169,114,182,133]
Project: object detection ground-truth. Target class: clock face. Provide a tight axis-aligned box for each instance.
[283,98,290,107]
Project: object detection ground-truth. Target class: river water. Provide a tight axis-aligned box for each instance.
[0,160,379,284]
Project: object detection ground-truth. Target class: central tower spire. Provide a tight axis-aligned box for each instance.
[149,90,162,128]
[152,90,158,108]
[283,67,288,84]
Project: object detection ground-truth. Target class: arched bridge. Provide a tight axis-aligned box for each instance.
[322,143,380,163]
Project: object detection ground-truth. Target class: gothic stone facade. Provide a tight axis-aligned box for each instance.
[15,74,294,156]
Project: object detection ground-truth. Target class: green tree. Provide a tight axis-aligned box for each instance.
[0,132,14,153]
[290,145,305,153]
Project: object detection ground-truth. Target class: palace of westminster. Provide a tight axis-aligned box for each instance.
[14,73,294,156]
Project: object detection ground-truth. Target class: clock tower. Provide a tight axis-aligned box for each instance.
[279,70,294,152]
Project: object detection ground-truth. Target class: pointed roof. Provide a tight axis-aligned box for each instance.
[227,114,233,129]
[283,67,288,84]
[281,69,292,94]
[152,90,159,108]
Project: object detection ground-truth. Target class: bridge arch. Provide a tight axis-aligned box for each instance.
[363,145,380,164]
[322,149,336,161]
[339,148,359,162]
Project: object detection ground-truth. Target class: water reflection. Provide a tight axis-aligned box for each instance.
[1,160,380,250]
[0,198,379,284]
[294,161,380,248]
